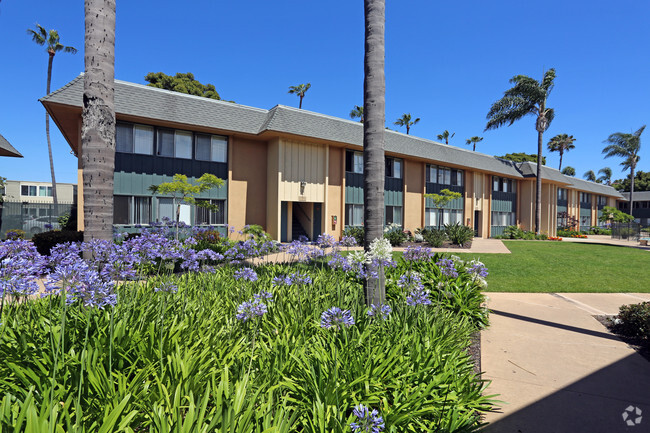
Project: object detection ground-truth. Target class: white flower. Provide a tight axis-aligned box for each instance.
[614,318,623,325]
[414,233,424,242]
[349,250,368,264]
[368,238,393,261]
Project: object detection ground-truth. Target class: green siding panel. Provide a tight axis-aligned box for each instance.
[345,185,364,205]
[425,196,463,210]
[492,199,514,213]
[114,172,227,199]
[580,208,591,217]
[557,204,567,213]
[384,190,402,206]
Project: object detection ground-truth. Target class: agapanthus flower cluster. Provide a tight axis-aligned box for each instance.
[320,307,355,330]
[253,290,273,302]
[399,271,431,306]
[403,245,435,262]
[272,273,312,286]
[0,239,47,297]
[316,233,336,248]
[338,235,358,247]
[45,260,117,309]
[327,252,356,273]
[436,258,458,278]
[367,303,392,319]
[236,296,268,322]
[154,281,178,294]
[284,239,313,263]
[350,405,385,433]
[367,238,393,265]
[466,260,489,279]
[234,267,258,282]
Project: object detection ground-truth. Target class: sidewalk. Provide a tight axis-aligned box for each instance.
[561,234,650,251]
[482,292,650,432]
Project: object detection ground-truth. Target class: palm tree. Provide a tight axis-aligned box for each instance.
[363,0,386,306]
[394,113,419,135]
[465,136,483,151]
[485,69,556,234]
[81,0,116,243]
[547,133,576,171]
[28,24,77,210]
[597,167,612,185]
[583,170,597,182]
[350,105,364,122]
[288,83,311,109]
[437,130,455,145]
[603,126,645,217]
[561,166,576,176]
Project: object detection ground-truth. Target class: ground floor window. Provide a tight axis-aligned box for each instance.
[491,211,516,227]
[114,195,151,225]
[345,204,363,226]
[195,199,226,225]
[580,215,591,229]
[385,205,402,226]
[426,208,463,228]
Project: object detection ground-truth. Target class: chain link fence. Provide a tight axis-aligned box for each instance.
[0,201,74,239]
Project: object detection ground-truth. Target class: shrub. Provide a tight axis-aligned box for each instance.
[503,225,524,239]
[613,302,650,340]
[421,227,446,247]
[195,229,231,254]
[32,230,84,256]
[5,229,25,240]
[383,223,407,246]
[241,224,271,242]
[535,233,548,240]
[343,226,364,246]
[444,223,474,246]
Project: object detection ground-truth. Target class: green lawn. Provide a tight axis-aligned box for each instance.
[455,241,650,292]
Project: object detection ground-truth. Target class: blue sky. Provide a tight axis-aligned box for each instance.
[1,0,648,185]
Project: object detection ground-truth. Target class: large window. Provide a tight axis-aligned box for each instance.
[426,209,463,227]
[491,211,516,227]
[195,199,226,225]
[113,196,152,225]
[493,176,516,193]
[580,192,591,205]
[597,195,607,207]
[21,185,52,197]
[385,205,402,225]
[158,198,191,225]
[345,204,363,226]
[21,185,37,196]
[427,164,463,186]
[116,123,154,155]
[557,188,567,201]
[345,151,363,174]
[385,157,402,178]
[195,134,227,163]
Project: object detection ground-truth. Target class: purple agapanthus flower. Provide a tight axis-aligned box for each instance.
[154,281,178,294]
[403,245,434,262]
[350,405,384,433]
[406,288,432,306]
[367,303,392,319]
[338,235,358,247]
[253,290,273,302]
[467,261,489,279]
[316,233,336,248]
[236,298,268,322]
[320,307,355,330]
[234,267,258,282]
[436,258,458,278]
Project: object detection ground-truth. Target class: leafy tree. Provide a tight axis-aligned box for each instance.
[486,68,556,234]
[424,188,462,229]
[496,152,546,165]
[149,173,224,241]
[0,176,6,204]
[598,206,633,224]
[82,0,115,244]
[597,167,612,185]
[394,113,420,135]
[363,0,386,306]
[288,83,311,109]
[465,136,483,151]
[349,105,364,122]
[603,125,646,217]
[28,24,77,211]
[583,170,597,182]
[561,166,576,176]
[612,170,650,192]
[547,133,576,171]
[436,130,455,145]
[145,72,221,100]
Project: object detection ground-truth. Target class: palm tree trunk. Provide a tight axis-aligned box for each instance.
[558,150,563,171]
[363,0,386,307]
[473,143,476,151]
[45,52,59,212]
[535,130,543,234]
[630,166,635,219]
[299,95,303,109]
[82,0,116,247]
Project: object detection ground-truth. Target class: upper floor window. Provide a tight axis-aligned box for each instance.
[116,123,154,155]
[492,176,516,193]
[428,164,463,186]
[597,196,607,206]
[385,157,402,178]
[20,185,51,197]
[580,192,591,204]
[157,129,192,159]
[345,151,363,174]
[557,188,567,201]
[195,134,227,163]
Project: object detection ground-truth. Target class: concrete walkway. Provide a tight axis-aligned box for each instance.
[561,234,650,251]
[482,292,650,432]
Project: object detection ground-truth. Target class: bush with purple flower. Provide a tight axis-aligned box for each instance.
[320,307,355,330]
[350,404,384,433]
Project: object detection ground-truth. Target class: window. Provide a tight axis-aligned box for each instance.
[345,151,363,174]
[345,204,363,226]
[385,157,402,178]
[174,131,192,159]
[158,198,191,225]
[196,134,228,163]
[21,185,37,196]
[492,176,517,193]
[113,196,151,225]
[38,186,53,197]
[581,215,591,227]
[427,164,463,186]
[451,170,463,187]
[491,211,516,227]
[428,165,437,183]
[597,196,607,207]
[157,129,175,157]
[580,192,591,204]
[426,209,463,228]
[438,167,451,185]
[385,206,402,225]
[558,188,567,201]
[195,199,226,225]
[116,123,154,155]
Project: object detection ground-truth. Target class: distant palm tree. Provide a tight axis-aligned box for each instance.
[547,133,576,171]
[350,105,364,122]
[394,113,420,135]
[603,126,645,217]
[562,166,576,176]
[485,69,556,234]
[437,130,455,144]
[597,167,612,185]
[583,170,597,182]
[288,83,311,109]
[28,24,77,210]
[465,136,483,151]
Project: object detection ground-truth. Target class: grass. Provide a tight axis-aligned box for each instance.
[454,241,650,293]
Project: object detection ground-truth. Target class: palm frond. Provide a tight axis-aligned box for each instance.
[544,108,555,130]
[27,26,46,45]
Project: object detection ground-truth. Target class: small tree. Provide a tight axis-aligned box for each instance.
[349,105,364,122]
[424,188,462,229]
[598,206,633,224]
[465,136,483,151]
[437,130,455,145]
[288,83,311,109]
[394,113,420,135]
[561,166,576,176]
[149,173,224,240]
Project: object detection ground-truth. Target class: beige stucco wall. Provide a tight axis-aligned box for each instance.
[229,137,268,236]
[518,180,535,231]
[278,138,326,203]
[404,160,424,232]
[265,138,280,240]
[541,183,557,236]
[326,146,343,239]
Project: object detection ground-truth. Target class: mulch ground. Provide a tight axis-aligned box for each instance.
[399,240,473,249]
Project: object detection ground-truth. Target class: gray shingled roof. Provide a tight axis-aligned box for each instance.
[42,76,623,198]
[620,191,650,201]
[0,133,22,157]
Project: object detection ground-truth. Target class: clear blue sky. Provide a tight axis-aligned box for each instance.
[1,0,649,184]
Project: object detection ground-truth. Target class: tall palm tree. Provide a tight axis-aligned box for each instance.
[27,24,77,210]
[583,170,597,182]
[546,133,576,171]
[82,0,116,243]
[394,113,419,135]
[597,167,612,185]
[465,136,483,151]
[350,105,364,122]
[437,130,455,145]
[561,166,576,176]
[363,0,385,306]
[485,68,556,234]
[288,83,311,109]
[603,125,645,217]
